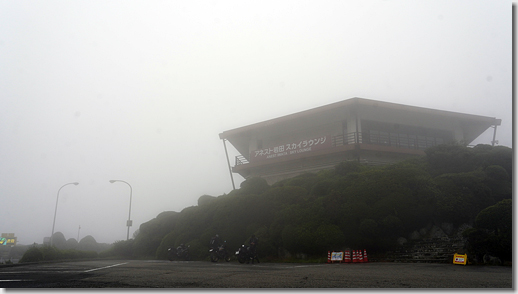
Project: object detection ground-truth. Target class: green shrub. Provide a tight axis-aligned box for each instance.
[19,246,44,263]
[19,245,98,263]
[102,144,512,262]
[99,239,134,258]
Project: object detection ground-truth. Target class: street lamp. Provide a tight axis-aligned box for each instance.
[51,182,79,246]
[109,180,133,240]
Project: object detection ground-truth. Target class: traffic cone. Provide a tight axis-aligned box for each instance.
[327,251,331,263]
[358,250,363,262]
[352,250,358,263]
[363,249,369,263]
[344,250,351,263]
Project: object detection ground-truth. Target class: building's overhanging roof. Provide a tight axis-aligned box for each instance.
[219,97,500,155]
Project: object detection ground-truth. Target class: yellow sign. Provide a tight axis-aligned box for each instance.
[0,237,16,246]
[0,234,16,246]
[453,253,467,265]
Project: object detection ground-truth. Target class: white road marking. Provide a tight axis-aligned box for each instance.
[83,262,129,273]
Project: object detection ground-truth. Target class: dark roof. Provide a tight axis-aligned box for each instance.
[219,97,499,140]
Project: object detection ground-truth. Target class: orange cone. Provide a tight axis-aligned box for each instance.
[327,251,331,263]
[344,250,351,263]
[358,250,363,262]
[352,250,358,263]
[363,249,369,263]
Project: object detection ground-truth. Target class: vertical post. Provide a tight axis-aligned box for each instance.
[491,119,502,147]
[355,114,359,144]
[51,182,79,246]
[492,125,498,147]
[109,180,133,240]
[222,139,236,190]
[127,184,132,240]
[354,108,361,163]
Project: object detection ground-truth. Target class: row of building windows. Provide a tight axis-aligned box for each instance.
[365,130,446,150]
[332,131,449,150]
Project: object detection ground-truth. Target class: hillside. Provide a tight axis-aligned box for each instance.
[106,143,512,263]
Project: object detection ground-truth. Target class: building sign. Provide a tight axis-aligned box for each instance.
[250,135,331,162]
[0,233,17,246]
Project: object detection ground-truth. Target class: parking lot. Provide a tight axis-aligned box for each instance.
[0,259,512,289]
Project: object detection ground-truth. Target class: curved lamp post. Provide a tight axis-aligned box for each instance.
[109,180,133,240]
[51,182,79,246]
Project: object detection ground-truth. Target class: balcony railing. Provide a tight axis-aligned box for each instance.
[236,155,249,166]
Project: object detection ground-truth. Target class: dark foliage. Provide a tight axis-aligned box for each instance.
[464,199,512,262]
[20,245,98,263]
[101,143,511,262]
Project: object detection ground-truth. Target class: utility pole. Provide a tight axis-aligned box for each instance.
[491,119,502,146]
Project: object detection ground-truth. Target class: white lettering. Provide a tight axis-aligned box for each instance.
[297,147,312,153]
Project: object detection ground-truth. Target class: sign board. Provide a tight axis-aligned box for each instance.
[331,251,343,262]
[453,253,467,265]
[0,233,17,246]
[250,135,332,163]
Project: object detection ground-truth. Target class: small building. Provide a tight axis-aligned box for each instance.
[219,97,501,185]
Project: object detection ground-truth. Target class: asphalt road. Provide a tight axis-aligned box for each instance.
[0,259,512,289]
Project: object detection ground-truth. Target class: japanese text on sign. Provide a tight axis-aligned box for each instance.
[250,135,331,162]
[0,237,16,246]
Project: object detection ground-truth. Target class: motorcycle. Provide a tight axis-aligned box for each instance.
[235,245,249,264]
[209,241,230,262]
[168,245,190,261]
[247,245,259,264]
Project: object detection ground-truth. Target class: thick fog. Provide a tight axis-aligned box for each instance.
[0,0,511,245]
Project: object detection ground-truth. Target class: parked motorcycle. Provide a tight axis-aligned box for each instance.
[209,241,230,262]
[168,245,190,261]
[235,245,249,264]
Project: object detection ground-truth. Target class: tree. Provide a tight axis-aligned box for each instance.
[465,199,512,262]
[475,199,512,237]
[239,177,270,195]
[335,160,365,176]
[51,232,67,249]
[106,145,513,261]
[78,235,99,252]
[19,246,43,263]
[433,171,494,225]
[65,238,78,250]
[425,143,476,176]
[484,165,512,201]
[198,194,217,206]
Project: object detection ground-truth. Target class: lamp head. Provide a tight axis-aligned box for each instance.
[72,182,79,185]
[109,180,116,183]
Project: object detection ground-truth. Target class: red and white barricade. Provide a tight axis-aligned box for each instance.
[343,250,351,263]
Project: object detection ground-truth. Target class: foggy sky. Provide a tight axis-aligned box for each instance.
[0,0,512,245]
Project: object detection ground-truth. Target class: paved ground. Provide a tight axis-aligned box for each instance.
[0,259,513,289]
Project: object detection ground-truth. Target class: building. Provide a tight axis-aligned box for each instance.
[219,97,501,185]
